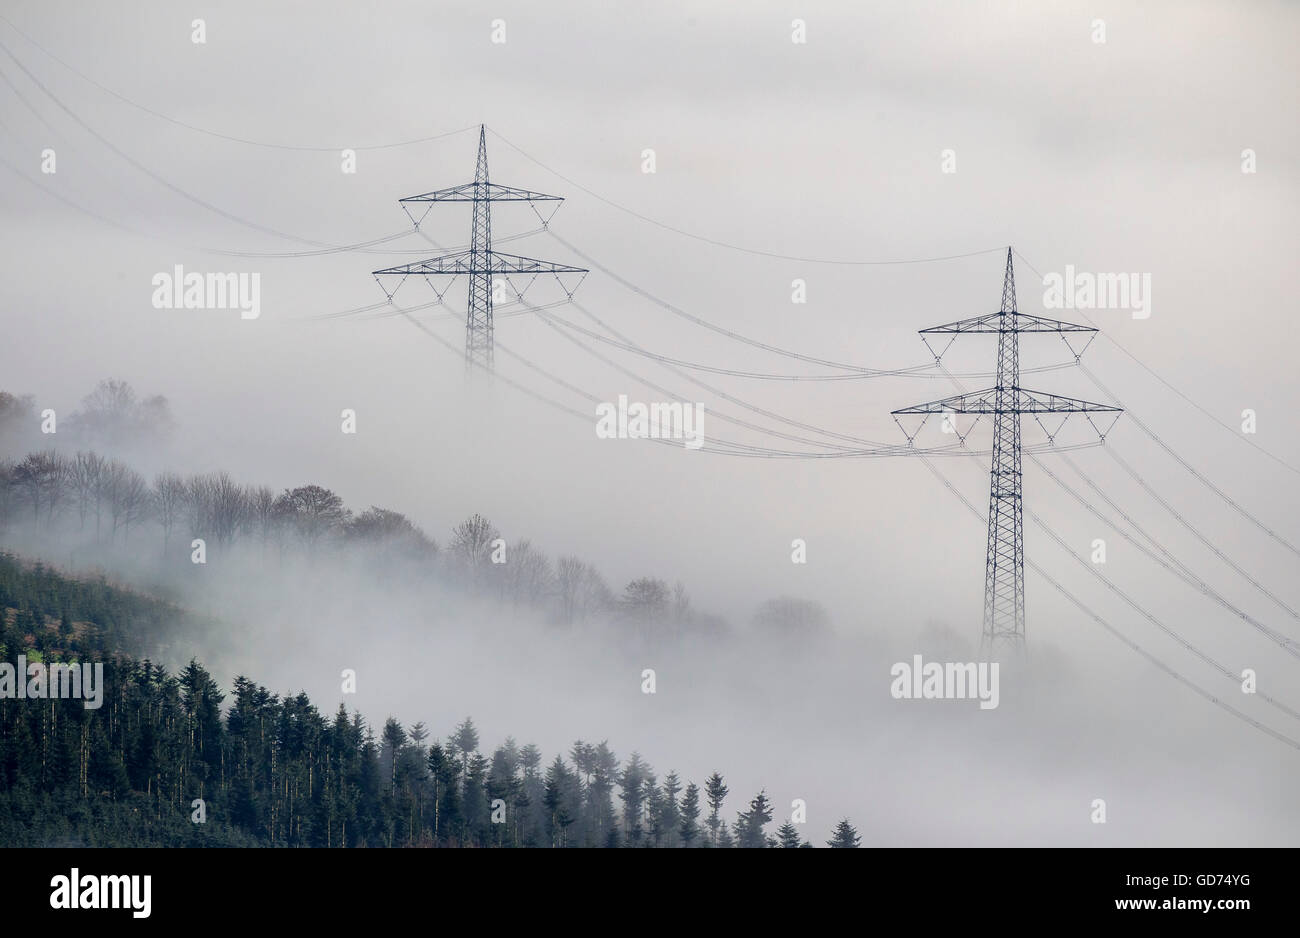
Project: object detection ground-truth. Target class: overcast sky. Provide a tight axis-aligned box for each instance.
[1,1,1297,843]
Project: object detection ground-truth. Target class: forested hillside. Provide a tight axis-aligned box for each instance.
[0,553,860,847]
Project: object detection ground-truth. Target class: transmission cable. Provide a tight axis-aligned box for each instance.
[0,13,478,153]
[922,457,1300,753]
[488,127,1006,267]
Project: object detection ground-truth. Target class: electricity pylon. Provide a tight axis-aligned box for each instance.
[893,248,1121,658]
[372,125,587,371]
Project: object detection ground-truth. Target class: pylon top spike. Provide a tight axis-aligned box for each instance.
[475,124,489,186]
[1000,246,1017,314]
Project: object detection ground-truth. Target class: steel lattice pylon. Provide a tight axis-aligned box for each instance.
[983,251,1027,655]
[467,129,493,369]
[373,125,587,372]
[893,248,1121,659]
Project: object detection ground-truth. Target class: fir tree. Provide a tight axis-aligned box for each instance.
[679,782,701,847]
[776,820,803,848]
[704,772,728,847]
[827,818,862,848]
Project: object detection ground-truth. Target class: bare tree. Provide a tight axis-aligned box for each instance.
[69,379,136,445]
[348,506,436,555]
[502,539,552,608]
[0,458,17,528]
[68,379,174,446]
[273,484,349,548]
[12,451,69,525]
[185,473,214,541]
[208,472,249,547]
[555,555,611,625]
[672,581,692,624]
[0,392,36,448]
[622,577,670,620]
[69,451,107,532]
[243,485,282,552]
[152,471,187,550]
[349,506,415,542]
[449,513,500,588]
[104,460,149,541]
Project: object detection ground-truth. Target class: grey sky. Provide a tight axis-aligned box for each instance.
[1,0,1297,844]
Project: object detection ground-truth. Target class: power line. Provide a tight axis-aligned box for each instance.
[384,290,1096,460]
[922,456,1300,753]
[1101,443,1300,619]
[389,295,870,459]
[1012,248,1300,480]
[1078,362,1300,560]
[1019,478,1300,725]
[1029,450,1300,657]
[535,307,898,454]
[550,230,939,375]
[557,301,905,450]
[0,147,428,261]
[488,127,1006,267]
[0,69,550,260]
[541,309,1080,382]
[1006,249,1300,559]
[528,298,1103,459]
[0,42,419,254]
[0,13,479,153]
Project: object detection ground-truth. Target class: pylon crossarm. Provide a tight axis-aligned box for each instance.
[920,311,1098,335]
[399,182,564,203]
[894,387,1122,415]
[488,251,587,274]
[373,250,587,278]
[919,312,1004,334]
[1007,312,1097,333]
[374,251,473,276]
[1014,388,1122,413]
[893,388,998,415]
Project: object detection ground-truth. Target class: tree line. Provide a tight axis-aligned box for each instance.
[0,445,830,638]
[2,379,832,637]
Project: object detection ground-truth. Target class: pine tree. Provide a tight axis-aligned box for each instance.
[618,753,648,846]
[450,716,479,784]
[736,790,774,848]
[660,771,682,848]
[380,718,407,791]
[427,743,459,845]
[775,821,802,848]
[704,772,728,847]
[679,782,701,847]
[542,756,574,847]
[827,818,862,848]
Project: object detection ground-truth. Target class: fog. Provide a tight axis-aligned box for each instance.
[1,0,1297,845]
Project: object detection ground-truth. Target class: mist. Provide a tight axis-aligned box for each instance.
[1,0,1298,847]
